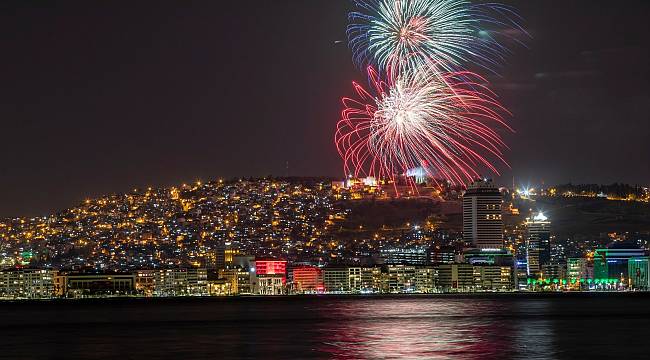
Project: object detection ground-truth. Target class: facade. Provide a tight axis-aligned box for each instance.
[525,212,551,277]
[462,179,503,249]
[380,247,428,265]
[594,243,646,281]
[628,257,649,291]
[255,274,284,295]
[135,268,208,297]
[253,260,287,284]
[292,265,323,293]
[438,264,475,292]
[65,273,136,297]
[385,265,437,293]
[323,268,350,293]
[0,269,54,299]
[219,268,251,295]
[473,266,513,291]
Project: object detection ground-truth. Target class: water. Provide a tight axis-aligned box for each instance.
[0,293,648,359]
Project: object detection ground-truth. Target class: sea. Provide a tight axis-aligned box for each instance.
[0,293,647,359]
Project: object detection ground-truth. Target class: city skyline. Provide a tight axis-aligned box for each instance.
[1,0,649,216]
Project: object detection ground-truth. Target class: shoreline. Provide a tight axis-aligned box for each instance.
[2,291,649,305]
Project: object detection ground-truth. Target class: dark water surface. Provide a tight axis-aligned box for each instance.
[0,293,648,359]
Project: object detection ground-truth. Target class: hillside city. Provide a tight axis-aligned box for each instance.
[1,177,649,298]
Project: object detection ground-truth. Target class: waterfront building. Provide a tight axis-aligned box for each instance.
[594,242,646,281]
[567,258,589,288]
[541,263,566,281]
[255,274,284,295]
[323,268,350,293]
[291,265,323,293]
[219,268,252,295]
[437,264,475,292]
[65,272,136,297]
[628,257,649,291]
[462,179,503,249]
[525,212,551,277]
[473,265,513,291]
[135,268,208,297]
[0,268,54,299]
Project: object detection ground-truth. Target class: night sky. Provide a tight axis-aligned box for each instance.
[1,0,649,217]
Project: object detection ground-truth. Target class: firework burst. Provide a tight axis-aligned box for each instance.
[348,0,525,74]
[335,64,511,186]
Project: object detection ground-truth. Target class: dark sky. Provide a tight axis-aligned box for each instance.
[1,0,649,217]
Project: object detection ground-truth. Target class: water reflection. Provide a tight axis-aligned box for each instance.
[315,299,520,359]
[0,295,649,359]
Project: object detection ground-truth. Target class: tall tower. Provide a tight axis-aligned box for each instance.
[462,179,504,249]
[525,212,551,277]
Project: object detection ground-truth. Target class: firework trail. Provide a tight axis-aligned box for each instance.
[347,0,525,75]
[335,64,511,187]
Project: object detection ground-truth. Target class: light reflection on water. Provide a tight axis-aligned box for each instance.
[0,295,648,359]
[313,299,551,359]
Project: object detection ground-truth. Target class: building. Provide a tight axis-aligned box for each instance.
[525,212,551,277]
[567,258,589,288]
[219,268,252,295]
[437,264,475,292]
[473,265,513,291]
[0,268,54,299]
[628,257,650,290]
[462,179,503,249]
[354,267,383,293]
[594,242,646,282]
[323,268,350,293]
[65,272,136,297]
[380,247,428,265]
[430,246,456,264]
[386,265,437,293]
[255,274,284,295]
[253,260,287,284]
[541,263,566,281]
[291,265,323,293]
[136,268,208,297]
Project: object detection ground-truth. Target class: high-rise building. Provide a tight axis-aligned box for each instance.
[462,179,503,249]
[525,212,551,277]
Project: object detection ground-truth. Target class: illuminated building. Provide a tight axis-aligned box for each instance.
[541,264,565,281]
[135,268,208,297]
[380,247,428,265]
[251,259,286,295]
[473,266,513,291]
[348,267,384,293]
[323,268,350,293]
[252,259,287,284]
[0,269,54,299]
[219,268,252,295]
[437,264,475,292]
[430,246,456,264]
[213,241,240,269]
[525,212,551,277]
[291,265,323,293]
[65,273,136,297]
[462,179,503,249]
[628,257,649,290]
[255,274,284,295]
[567,258,589,288]
[594,242,646,282]
[386,265,437,293]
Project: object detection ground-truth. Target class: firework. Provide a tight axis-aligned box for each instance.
[347,0,524,74]
[335,64,511,186]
